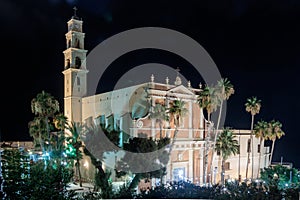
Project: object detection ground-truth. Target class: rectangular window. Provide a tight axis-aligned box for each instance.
[237,145,240,154]
[77,77,80,85]
[96,115,106,127]
[224,162,230,171]
[217,150,220,156]
[114,119,120,130]
[258,144,261,153]
[106,114,114,131]
[178,153,183,161]
[247,139,251,153]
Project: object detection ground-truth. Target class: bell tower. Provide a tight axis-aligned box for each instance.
[62,7,88,123]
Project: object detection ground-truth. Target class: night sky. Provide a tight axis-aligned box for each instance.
[1,0,299,168]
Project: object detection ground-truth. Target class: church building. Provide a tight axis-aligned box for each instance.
[62,11,270,188]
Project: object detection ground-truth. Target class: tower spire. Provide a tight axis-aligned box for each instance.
[63,9,88,123]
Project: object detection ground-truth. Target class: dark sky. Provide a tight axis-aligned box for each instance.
[1,0,299,168]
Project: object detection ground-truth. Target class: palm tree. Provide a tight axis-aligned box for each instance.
[66,121,84,187]
[254,120,268,178]
[53,113,68,131]
[168,99,188,152]
[197,85,209,185]
[149,103,169,139]
[197,85,219,122]
[215,127,239,185]
[245,96,261,180]
[267,120,285,166]
[28,117,47,151]
[30,90,60,153]
[215,78,235,131]
[210,78,234,184]
[52,113,68,158]
[197,84,219,185]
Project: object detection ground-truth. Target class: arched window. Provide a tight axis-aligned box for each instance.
[75,38,80,48]
[75,57,81,68]
[224,162,230,170]
[67,40,71,48]
[65,59,70,69]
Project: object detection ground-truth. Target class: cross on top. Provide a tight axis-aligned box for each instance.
[176,67,180,76]
[73,6,78,17]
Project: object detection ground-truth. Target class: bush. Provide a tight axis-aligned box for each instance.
[1,148,76,200]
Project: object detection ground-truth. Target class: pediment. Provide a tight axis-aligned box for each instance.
[167,85,195,96]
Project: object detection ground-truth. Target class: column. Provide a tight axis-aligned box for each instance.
[167,161,172,182]
[199,107,204,139]
[189,101,193,139]
[165,97,170,137]
[199,147,204,185]
[151,97,156,138]
[189,149,194,181]
[131,119,137,138]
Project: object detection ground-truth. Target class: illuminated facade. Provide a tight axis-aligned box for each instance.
[62,14,270,187]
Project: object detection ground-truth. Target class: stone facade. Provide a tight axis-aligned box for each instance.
[62,15,270,187]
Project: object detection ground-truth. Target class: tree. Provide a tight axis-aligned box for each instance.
[215,128,239,185]
[215,78,235,132]
[52,113,68,159]
[254,120,268,178]
[65,121,84,187]
[29,90,60,153]
[136,181,213,199]
[1,148,75,200]
[168,99,188,153]
[53,113,68,131]
[260,164,300,190]
[82,123,120,198]
[1,148,30,199]
[156,137,171,184]
[27,160,75,200]
[267,120,285,166]
[197,85,219,122]
[31,90,60,119]
[149,103,169,139]
[210,78,234,184]
[197,84,219,185]
[245,96,261,180]
[116,134,170,194]
[28,117,47,150]
[83,147,113,198]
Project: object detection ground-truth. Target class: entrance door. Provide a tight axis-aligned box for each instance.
[173,167,185,181]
